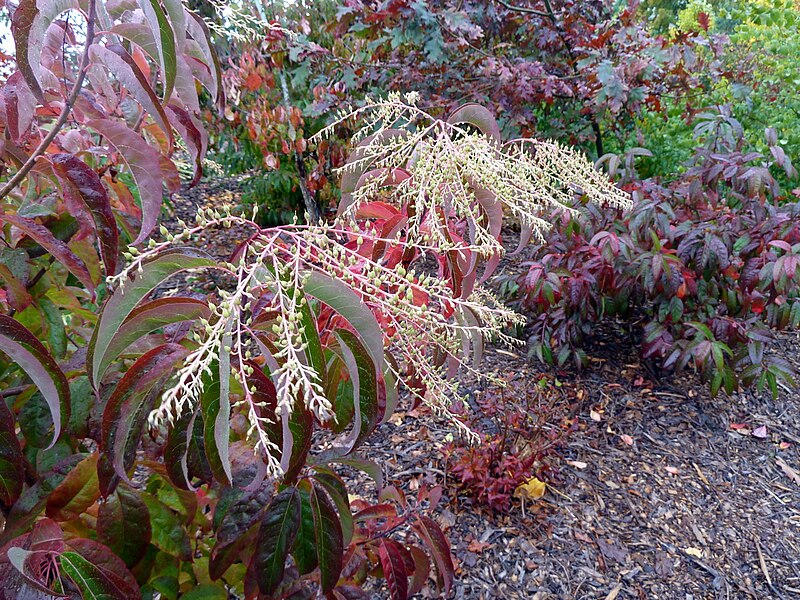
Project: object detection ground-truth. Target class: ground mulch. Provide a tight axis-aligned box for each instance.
[171,180,800,600]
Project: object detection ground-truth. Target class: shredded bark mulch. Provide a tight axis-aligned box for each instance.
[168,180,800,600]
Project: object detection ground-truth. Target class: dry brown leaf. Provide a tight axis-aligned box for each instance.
[776,457,800,485]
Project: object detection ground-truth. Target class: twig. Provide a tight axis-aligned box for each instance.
[756,537,773,587]
[0,0,97,201]
[494,0,549,17]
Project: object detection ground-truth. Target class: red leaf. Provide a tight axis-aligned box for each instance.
[411,515,454,595]
[378,539,409,600]
[1,213,96,294]
[50,153,119,276]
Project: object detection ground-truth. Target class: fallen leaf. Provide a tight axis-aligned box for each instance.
[665,466,680,475]
[779,441,792,450]
[685,547,703,558]
[752,425,769,439]
[776,457,800,485]
[514,477,546,501]
[597,539,629,564]
[729,422,749,430]
[590,409,602,422]
[567,460,588,469]
[466,539,493,553]
[620,434,634,446]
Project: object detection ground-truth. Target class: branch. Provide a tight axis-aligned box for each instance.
[0,0,97,201]
[494,0,549,17]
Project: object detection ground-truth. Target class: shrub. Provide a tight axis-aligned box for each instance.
[518,112,800,396]
[1,90,626,598]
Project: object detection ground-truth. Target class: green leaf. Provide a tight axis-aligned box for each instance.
[310,483,343,593]
[141,494,192,561]
[45,451,99,521]
[101,343,189,482]
[199,358,232,487]
[59,548,139,599]
[290,483,317,575]
[298,293,327,391]
[139,0,177,103]
[39,297,66,359]
[0,398,23,506]
[209,487,270,580]
[254,487,301,596]
[324,456,383,492]
[89,247,216,385]
[0,315,70,449]
[312,468,353,545]
[164,408,194,490]
[97,485,152,568]
[180,584,228,600]
[304,272,384,368]
[335,329,380,453]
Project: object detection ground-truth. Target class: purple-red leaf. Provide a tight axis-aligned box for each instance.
[311,483,344,593]
[49,153,119,276]
[86,118,169,245]
[0,399,24,507]
[101,343,189,483]
[166,104,206,186]
[0,315,69,450]
[1,213,96,293]
[45,452,100,521]
[254,487,301,596]
[412,515,454,595]
[10,0,44,100]
[378,539,409,600]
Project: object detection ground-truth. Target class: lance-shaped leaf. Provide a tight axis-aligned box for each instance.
[447,103,501,144]
[281,399,314,484]
[186,12,221,105]
[97,485,151,568]
[0,398,24,507]
[378,539,409,600]
[50,153,119,276]
[290,483,317,575]
[298,292,327,392]
[65,538,140,597]
[199,358,231,487]
[311,483,343,593]
[110,22,158,59]
[304,272,384,368]
[254,487,301,596]
[0,315,69,450]
[164,407,194,490]
[173,52,200,112]
[166,105,206,186]
[411,516,454,595]
[10,0,44,100]
[209,486,271,580]
[139,0,176,103]
[1,213,95,293]
[323,456,383,492]
[408,545,431,597]
[98,296,210,385]
[311,468,353,545]
[89,44,174,152]
[2,72,36,142]
[335,329,380,453]
[101,343,189,481]
[45,451,99,521]
[59,549,137,599]
[88,247,216,386]
[86,119,169,246]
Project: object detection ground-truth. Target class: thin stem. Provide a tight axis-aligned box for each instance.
[0,0,97,201]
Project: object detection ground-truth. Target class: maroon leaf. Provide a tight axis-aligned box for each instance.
[45,452,100,521]
[10,0,44,100]
[49,153,119,276]
[2,72,36,141]
[166,104,206,186]
[97,485,151,568]
[0,263,33,312]
[0,399,24,507]
[164,408,195,491]
[378,539,409,600]
[0,315,70,450]
[1,213,96,294]
[254,487,301,596]
[62,538,140,599]
[101,343,189,482]
[412,515,454,595]
[311,483,344,593]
